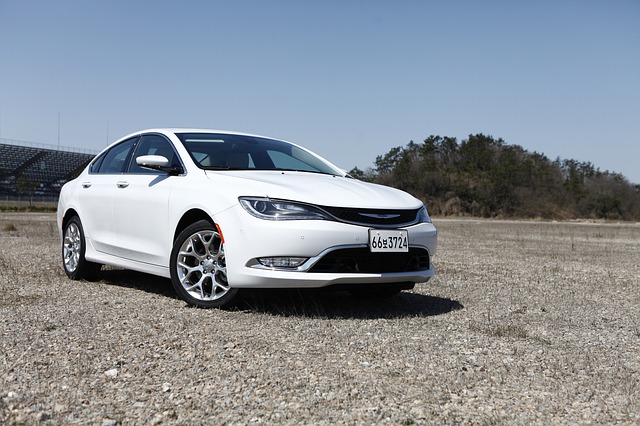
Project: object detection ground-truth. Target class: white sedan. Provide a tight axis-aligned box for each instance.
[58,129,437,308]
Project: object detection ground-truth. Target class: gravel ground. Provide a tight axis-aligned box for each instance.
[1,213,639,425]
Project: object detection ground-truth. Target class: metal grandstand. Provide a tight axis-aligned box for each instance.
[0,137,97,201]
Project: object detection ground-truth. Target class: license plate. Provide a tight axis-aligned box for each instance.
[369,229,409,252]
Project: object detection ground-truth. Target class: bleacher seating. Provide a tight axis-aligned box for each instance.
[0,142,96,198]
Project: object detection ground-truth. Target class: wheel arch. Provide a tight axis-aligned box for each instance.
[173,209,215,243]
[62,208,80,230]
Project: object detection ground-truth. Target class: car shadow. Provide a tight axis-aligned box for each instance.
[98,269,178,299]
[232,288,464,319]
[97,270,463,319]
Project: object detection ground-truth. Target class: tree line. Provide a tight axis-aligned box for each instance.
[350,134,640,221]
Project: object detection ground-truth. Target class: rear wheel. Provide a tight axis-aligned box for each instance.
[62,216,100,281]
[170,220,238,308]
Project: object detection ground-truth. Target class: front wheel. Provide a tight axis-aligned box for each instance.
[62,216,100,281]
[170,220,238,308]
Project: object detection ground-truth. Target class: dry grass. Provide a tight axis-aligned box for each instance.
[1,223,17,232]
[0,213,639,424]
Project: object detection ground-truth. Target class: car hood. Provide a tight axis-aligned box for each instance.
[204,170,421,209]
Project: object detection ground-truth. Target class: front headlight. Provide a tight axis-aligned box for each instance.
[418,205,432,223]
[239,197,333,221]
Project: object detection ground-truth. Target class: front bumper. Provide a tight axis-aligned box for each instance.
[215,204,437,289]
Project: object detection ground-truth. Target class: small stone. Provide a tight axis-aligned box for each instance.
[35,412,51,421]
[102,419,117,426]
[162,383,171,393]
[104,368,118,378]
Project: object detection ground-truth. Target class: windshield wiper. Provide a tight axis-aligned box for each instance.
[203,166,246,170]
[203,166,339,176]
[276,169,339,176]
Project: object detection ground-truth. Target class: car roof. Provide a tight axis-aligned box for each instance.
[121,128,276,141]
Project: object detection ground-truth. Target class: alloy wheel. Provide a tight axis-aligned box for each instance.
[63,222,82,273]
[175,230,230,301]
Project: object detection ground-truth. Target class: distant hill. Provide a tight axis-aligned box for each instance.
[350,134,640,221]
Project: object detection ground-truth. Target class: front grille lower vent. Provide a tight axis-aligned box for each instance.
[308,248,430,274]
[320,206,420,227]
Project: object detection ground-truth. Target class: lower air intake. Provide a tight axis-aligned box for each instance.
[308,248,430,274]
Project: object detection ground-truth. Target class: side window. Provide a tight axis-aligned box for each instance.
[96,138,137,174]
[128,134,180,174]
[89,152,106,174]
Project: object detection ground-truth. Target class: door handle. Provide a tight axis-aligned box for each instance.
[116,181,129,188]
[81,182,92,188]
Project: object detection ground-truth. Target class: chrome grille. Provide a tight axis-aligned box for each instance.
[319,206,420,227]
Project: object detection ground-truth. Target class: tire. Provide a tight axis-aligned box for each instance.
[348,282,415,299]
[170,220,238,308]
[62,216,101,281]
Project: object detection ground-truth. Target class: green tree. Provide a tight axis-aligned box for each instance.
[374,146,403,175]
[348,167,365,180]
[15,176,37,207]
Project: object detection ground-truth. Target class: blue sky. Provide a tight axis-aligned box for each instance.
[1,0,639,183]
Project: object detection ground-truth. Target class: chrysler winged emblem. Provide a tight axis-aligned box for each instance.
[359,213,401,219]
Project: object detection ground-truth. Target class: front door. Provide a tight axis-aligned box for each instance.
[111,134,182,266]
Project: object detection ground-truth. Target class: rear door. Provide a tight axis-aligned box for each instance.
[78,137,137,255]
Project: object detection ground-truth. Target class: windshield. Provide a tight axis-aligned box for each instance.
[176,133,342,176]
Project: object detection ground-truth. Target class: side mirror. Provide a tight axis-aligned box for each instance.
[136,155,183,175]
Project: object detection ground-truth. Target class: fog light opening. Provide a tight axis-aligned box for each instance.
[258,257,308,268]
